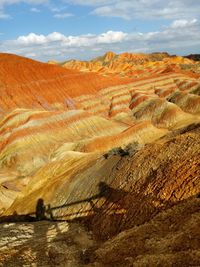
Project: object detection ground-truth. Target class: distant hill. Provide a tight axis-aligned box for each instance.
[54,51,200,78]
[185,54,200,61]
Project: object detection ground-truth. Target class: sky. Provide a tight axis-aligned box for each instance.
[0,0,200,61]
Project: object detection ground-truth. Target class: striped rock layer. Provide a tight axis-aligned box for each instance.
[0,53,200,244]
[58,51,200,78]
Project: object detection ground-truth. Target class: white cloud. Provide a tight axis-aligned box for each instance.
[30,7,41,12]
[0,0,200,21]
[49,6,66,12]
[17,33,46,45]
[170,18,198,28]
[47,32,66,42]
[65,0,200,20]
[1,18,200,61]
[53,12,73,19]
[14,30,127,47]
[97,31,127,43]
[0,11,11,19]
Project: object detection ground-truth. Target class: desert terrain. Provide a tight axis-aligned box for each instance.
[0,51,200,266]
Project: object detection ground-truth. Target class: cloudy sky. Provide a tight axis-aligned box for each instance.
[0,0,200,61]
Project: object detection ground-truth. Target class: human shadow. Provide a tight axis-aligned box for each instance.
[0,198,50,223]
[0,182,129,224]
[0,183,198,265]
[0,180,193,231]
[0,180,129,262]
[35,198,46,220]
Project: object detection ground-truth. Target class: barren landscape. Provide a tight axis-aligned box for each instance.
[0,51,200,266]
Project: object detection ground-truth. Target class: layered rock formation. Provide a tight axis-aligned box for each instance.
[0,52,200,266]
[0,53,133,114]
[58,51,200,78]
[0,123,199,267]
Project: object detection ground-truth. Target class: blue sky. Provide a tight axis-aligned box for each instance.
[0,0,200,61]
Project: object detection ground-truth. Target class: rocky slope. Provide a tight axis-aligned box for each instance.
[185,54,200,62]
[0,53,133,114]
[93,196,200,267]
[0,52,200,266]
[0,123,199,267]
[57,51,200,78]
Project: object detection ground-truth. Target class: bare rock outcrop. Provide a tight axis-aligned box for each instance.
[0,221,94,267]
[92,197,200,267]
[0,52,200,267]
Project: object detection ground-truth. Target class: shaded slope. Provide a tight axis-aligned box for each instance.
[93,197,200,267]
[0,196,200,267]
[5,124,200,234]
[0,125,199,267]
[185,54,200,61]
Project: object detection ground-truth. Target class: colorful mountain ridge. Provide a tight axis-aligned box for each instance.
[0,51,200,266]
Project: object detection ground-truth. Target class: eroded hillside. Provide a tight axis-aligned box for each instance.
[0,53,133,113]
[56,51,200,78]
[0,123,199,266]
[0,52,200,266]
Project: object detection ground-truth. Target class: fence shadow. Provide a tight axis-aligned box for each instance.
[0,182,129,223]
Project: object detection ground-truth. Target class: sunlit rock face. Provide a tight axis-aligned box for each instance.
[0,221,95,267]
[0,52,200,267]
[59,51,200,77]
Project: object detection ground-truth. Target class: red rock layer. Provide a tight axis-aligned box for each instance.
[0,53,133,113]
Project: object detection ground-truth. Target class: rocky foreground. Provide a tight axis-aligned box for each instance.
[0,123,199,266]
[0,196,200,267]
[0,52,200,266]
